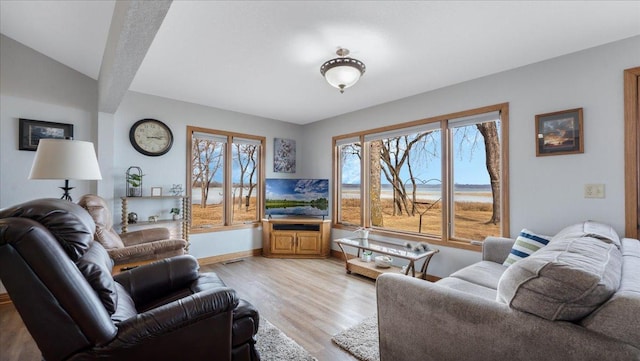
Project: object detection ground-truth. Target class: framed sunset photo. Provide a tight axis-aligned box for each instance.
[535,108,583,156]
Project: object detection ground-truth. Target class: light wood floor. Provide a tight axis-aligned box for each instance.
[0,256,377,361]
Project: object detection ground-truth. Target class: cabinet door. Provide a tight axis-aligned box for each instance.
[271,232,296,254]
[296,232,322,255]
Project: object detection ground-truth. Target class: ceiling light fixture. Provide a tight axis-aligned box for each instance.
[320,48,366,94]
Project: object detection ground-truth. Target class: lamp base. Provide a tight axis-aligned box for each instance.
[59,179,74,201]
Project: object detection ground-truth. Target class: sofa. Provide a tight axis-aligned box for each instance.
[376,221,640,361]
[0,198,260,361]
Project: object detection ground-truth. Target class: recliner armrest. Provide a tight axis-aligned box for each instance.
[77,287,238,360]
[120,227,171,246]
[116,287,238,342]
[114,255,199,306]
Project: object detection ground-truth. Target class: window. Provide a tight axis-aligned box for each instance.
[334,104,509,247]
[188,126,265,231]
[336,137,362,225]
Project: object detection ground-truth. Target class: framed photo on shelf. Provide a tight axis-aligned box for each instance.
[151,187,163,197]
[19,118,74,151]
[535,108,583,157]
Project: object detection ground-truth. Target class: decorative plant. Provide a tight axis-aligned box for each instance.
[170,207,181,220]
[127,173,143,187]
[126,166,144,197]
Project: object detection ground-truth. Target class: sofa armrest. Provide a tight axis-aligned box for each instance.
[481,236,514,263]
[106,239,186,265]
[120,227,171,246]
[376,274,639,361]
[114,255,199,306]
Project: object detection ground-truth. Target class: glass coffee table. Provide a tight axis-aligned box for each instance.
[335,238,438,280]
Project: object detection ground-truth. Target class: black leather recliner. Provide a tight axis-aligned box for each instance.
[0,198,260,361]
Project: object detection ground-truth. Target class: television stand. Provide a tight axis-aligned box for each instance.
[262,218,331,258]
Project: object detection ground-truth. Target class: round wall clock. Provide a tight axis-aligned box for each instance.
[129,118,174,156]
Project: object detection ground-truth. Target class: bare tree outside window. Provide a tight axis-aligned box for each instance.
[232,142,259,224]
[334,105,508,244]
[189,127,264,230]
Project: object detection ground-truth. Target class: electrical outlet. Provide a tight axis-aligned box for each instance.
[584,184,605,199]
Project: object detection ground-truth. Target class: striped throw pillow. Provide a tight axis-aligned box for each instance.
[503,229,551,266]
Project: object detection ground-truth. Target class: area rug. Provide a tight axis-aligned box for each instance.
[257,319,317,361]
[331,315,379,361]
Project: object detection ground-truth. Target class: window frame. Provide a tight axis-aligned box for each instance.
[187,126,266,233]
[333,103,509,250]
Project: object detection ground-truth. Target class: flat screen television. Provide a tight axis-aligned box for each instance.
[265,178,329,217]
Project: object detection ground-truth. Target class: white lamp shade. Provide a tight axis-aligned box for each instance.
[324,65,362,90]
[29,139,102,180]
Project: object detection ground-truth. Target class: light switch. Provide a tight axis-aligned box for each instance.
[584,184,605,199]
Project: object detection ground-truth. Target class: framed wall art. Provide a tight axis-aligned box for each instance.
[19,118,74,151]
[151,187,163,197]
[274,138,296,173]
[535,108,583,157]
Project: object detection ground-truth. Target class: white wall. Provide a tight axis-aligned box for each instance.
[0,35,100,293]
[0,34,99,208]
[113,91,304,259]
[305,35,640,278]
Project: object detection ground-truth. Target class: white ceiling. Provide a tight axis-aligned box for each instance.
[1,1,639,124]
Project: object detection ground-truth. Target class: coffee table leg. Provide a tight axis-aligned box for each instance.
[420,253,436,280]
[337,243,351,274]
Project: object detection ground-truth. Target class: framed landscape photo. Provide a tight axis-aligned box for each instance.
[19,118,74,151]
[535,108,583,156]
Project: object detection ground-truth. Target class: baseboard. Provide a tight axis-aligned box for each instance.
[0,292,11,305]
[331,248,357,260]
[198,248,263,266]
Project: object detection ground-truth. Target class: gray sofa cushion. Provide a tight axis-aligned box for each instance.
[450,260,507,290]
[436,277,498,301]
[497,237,622,321]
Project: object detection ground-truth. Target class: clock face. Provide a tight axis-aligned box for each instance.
[129,119,174,156]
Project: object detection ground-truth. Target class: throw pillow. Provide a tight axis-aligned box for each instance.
[503,229,551,266]
[551,220,621,249]
[497,237,622,321]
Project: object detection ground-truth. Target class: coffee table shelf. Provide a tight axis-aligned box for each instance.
[345,258,425,280]
[335,237,438,280]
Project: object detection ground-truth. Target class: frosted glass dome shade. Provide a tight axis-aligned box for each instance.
[324,65,362,92]
[320,50,366,93]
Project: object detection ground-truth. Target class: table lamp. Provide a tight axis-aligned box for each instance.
[28,138,102,201]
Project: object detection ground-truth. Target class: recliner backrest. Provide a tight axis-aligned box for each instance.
[0,199,118,361]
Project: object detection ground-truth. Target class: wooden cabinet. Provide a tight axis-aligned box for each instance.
[262,218,330,258]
